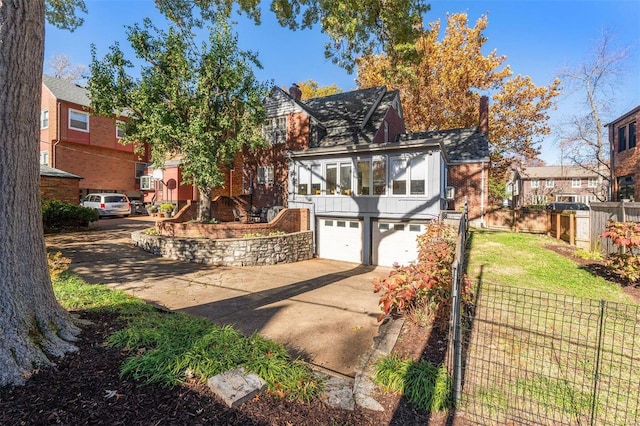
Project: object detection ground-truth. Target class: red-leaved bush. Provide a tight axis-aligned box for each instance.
[373,220,470,329]
[601,220,640,284]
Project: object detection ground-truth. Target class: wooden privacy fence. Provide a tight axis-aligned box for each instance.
[485,207,549,233]
[589,202,640,254]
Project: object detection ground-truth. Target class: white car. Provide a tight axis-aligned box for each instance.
[82,193,131,218]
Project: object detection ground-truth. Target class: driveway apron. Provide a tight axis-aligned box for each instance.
[45,218,391,378]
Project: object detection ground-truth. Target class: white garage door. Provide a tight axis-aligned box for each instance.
[373,222,424,267]
[317,218,363,264]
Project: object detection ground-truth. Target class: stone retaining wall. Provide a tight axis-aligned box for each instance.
[132,230,314,266]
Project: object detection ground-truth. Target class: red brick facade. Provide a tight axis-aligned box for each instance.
[448,162,489,221]
[40,176,81,205]
[40,84,148,200]
[608,106,640,201]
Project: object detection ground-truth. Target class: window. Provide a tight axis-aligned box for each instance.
[530,179,539,189]
[340,163,352,195]
[545,179,555,188]
[40,151,49,165]
[357,161,371,195]
[588,177,598,188]
[410,156,426,195]
[325,164,337,194]
[263,116,287,144]
[140,176,153,190]
[135,162,147,180]
[297,165,310,195]
[257,165,274,184]
[618,175,635,200]
[372,159,386,195]
[383,120,389,142]
[69,108,89,132]
[629,122,636,149]
[40,110,49,129]
[571,178,581,188]
[531,194,546,205]
[391,158,407,195]
[618,126,627,152]
[311,165,321,195]
[116,121,125,139]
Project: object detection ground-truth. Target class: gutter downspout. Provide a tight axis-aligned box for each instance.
[481,161,486,227]
[53,101,61,168]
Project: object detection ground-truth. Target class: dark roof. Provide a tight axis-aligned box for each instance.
[401,128,489,163]
[40,164,82,179]
[42,75,90,107]
[605,104,640,127]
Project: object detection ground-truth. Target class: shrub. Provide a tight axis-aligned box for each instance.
[42,200,98,231]
[160,203,174,213]
[373,220,470,329]
[601,220,640,284]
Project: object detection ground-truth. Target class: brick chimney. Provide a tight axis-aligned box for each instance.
[479,95,489,136]
[289,83,302,100]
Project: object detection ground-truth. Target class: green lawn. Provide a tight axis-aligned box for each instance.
[466,229,634,303]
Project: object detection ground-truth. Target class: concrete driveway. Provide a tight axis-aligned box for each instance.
[45,217,392,378]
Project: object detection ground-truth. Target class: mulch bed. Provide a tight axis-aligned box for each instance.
[1,242,635,425]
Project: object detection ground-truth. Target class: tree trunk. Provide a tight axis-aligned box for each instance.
[0,0,81,387]
[197,186,212,222]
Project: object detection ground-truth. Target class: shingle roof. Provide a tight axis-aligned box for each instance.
[401,128,490,163]
[521,166,598,179]
[42,75,90,107]
[40,164,82,179]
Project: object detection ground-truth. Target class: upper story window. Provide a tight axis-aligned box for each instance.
[263,116,287,144]
[257,165,274,185]
[357,158,387,195]
[545,179,555,188]
[40,110,49,129]
[116,121,126,139]
[69,108,89,132]
[530,179,540,189]
[571,178,581,188]
[588,177,598,188]
[390,158,407,195]
[40,151,49,165]
[618,126,627,152]
[629,122,636,149]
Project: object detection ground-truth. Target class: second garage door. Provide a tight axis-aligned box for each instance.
[373,222,425,267]
[317,218,363,264]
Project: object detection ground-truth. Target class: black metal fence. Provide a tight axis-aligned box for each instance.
[449,280,640,425]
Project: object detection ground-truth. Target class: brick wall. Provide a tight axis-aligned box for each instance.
[40,176,81,204]
[447,162,488,222]
[610,108,640,201]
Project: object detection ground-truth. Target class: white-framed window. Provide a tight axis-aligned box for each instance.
[140,175,153,190]
[531,194,546,205]
[297,165,310,195]
[40,110,49,129]
[357,157,386,195]
[391,157,407,195]
[571,178,582,188]
[262,116,287,144]
[324,162,353,195]
[545,179,555,188]
[409,156,426,195]
[257,165,274,184]
[530,179,539,189]
[69,108,89,132]
[40,151,49,165]
[116,121,126,139]
[311,165,321,195]
[588,178,598,188]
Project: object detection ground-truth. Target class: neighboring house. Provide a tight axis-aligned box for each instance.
[40,164,82,205]
[606,105,639,201]
[510,166,601,207]
[40,75,149,202]
[251,85,489,266]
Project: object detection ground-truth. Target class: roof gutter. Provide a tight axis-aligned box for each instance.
[289,138,444,159]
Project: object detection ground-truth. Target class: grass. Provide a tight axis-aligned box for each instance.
[53,273,322,401]
[466,230,633,303]
[461,229,640,425]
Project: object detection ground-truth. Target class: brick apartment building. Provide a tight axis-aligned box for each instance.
[40,75,149,202]
[606,105,639,201]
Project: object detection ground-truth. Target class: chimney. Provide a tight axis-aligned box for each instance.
[479,95,489,136]
[289,83,302,101]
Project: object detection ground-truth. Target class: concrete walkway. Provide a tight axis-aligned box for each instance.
[45,217,394,378]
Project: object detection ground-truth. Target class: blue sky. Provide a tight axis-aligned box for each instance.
[45,0,640,165]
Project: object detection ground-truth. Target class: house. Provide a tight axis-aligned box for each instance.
[510,165,602,207]
[40,164,82,205]
[39,75,149,202]
[248,85,489,266]
[606,105,639,201]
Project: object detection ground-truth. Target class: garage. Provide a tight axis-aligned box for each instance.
[373,221,425,267]
[317,218,363,264]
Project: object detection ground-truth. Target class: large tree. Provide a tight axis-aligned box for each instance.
[0,0,87,387]
[356,13,560,201]
[89,17,269,220]
[45,53,87,83]
[558,31,629,201]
